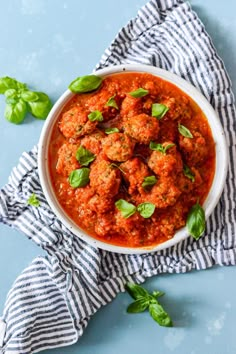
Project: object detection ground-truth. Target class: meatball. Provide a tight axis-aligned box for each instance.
[120,95,143,118]
[114,211,145,246]
[120,158,149,194]
[56,142,79,177]
[102,133,135,162]
[146,177,181,209]
[90,159,121,197]
[124,113,159,144]
[179,131,208,165]
[179,167,203,193]
[95,212,115,236]
[159,95,191,121]
[80,129,105,155]
[148,143,183,178]
[59,106,97,139]
[88,193,113,214]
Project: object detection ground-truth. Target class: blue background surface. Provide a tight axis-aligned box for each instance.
[0,1,235,353]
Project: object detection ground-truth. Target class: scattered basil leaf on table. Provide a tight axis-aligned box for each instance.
[4,100,27,124]
[125,282,173,327]
[27,193,40,207]
[178,123,193,138]
[137,202,155,218]
[76,146,95,166]
[186,202,205,240]
[142,175,157,190]
[69,168,90,188]
[88,110,103,122]
[183,164,195,182]
[105,127,120,134]
[152,103,169,119]
[69,75,102,93]
[115,199,137,218]
[0,76,52,123]
[27,92,52,120]
[128,88,149,98]
[149,142,175,154]
[127,298,150,313]
[106,95,119,110]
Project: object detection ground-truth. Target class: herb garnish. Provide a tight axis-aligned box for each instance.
[69,75,102,93]
[128,88,149,98]
[105,127,120,134]
[27,193,40,207]
[183,164,195,182]
[76,146,95,166]
[88,110,103,122]
[110,163,126,174]
[137,202,155,218]
[178,123,193,138]
[152,103,169,119]
[106,95,119,110]
[115,199,156,219]
[142,176,157,190]
[0,76,52,124]
[69,168,90,188]
[149,142,175,154]
[125,282,173,327]
[186,202,205,240]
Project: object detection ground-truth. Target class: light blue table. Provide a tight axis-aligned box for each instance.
[0,1,235,353]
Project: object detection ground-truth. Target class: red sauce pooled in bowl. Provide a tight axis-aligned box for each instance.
[48,72,215,248]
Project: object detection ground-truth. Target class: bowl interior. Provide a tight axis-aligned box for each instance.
[38,64,228,254]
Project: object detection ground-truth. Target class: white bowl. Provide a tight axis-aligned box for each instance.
[38,64,228,254]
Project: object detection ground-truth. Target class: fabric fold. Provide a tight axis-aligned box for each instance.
[0,0,236,353]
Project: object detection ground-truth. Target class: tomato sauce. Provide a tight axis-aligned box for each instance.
[48,72,215,248]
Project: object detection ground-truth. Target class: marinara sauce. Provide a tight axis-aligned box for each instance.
[48,72,215,248]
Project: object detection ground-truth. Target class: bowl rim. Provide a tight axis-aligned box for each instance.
[38,63,229,254]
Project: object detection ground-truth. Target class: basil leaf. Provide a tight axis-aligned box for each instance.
[27,193,40,207]
[137,202,155,218]
[183,164,195,182]
[76,146,95,166]
[21,90,39,102]
[178,123,193,138]
[128,88,149,98]
[142,176,157,190]
[152,103,169,119]
[149,303,173,327]
[127,298,150,313]
[115,199,136,218]
[5,89,18,99]
[186,202,205,240]
[105,127,120,134]
[152,291,165,298]
[149,142,175,154]
[125,282,149,300]
[69,168,90,188]
[27,92,52,120]
[69,75,102,93]
[106,95,119,110]
[0,76,18,94]
[4,100,27,124]
[88,110,103,122]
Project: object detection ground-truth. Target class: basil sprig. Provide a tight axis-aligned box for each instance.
[88,110,103,122]
[69,168,90,188]
[106,95,119,110]
[149,141,175,154]
[186,202,205,240]
[128,88,149,98]
[142,176,157,190]
[178,123,193,138]
[27,193,40,207]
[152,103,169,119]
[0,76,52,124]
[137,202,155,218]
[105,127,120,134]
[76,146,95,166]
[69,75,102,93]
[183,164,195,182]
[115,199,136,218]
[115,199,155,219]
[125,282,173,327]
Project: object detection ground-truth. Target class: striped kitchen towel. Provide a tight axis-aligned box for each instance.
[0,0,235,353]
